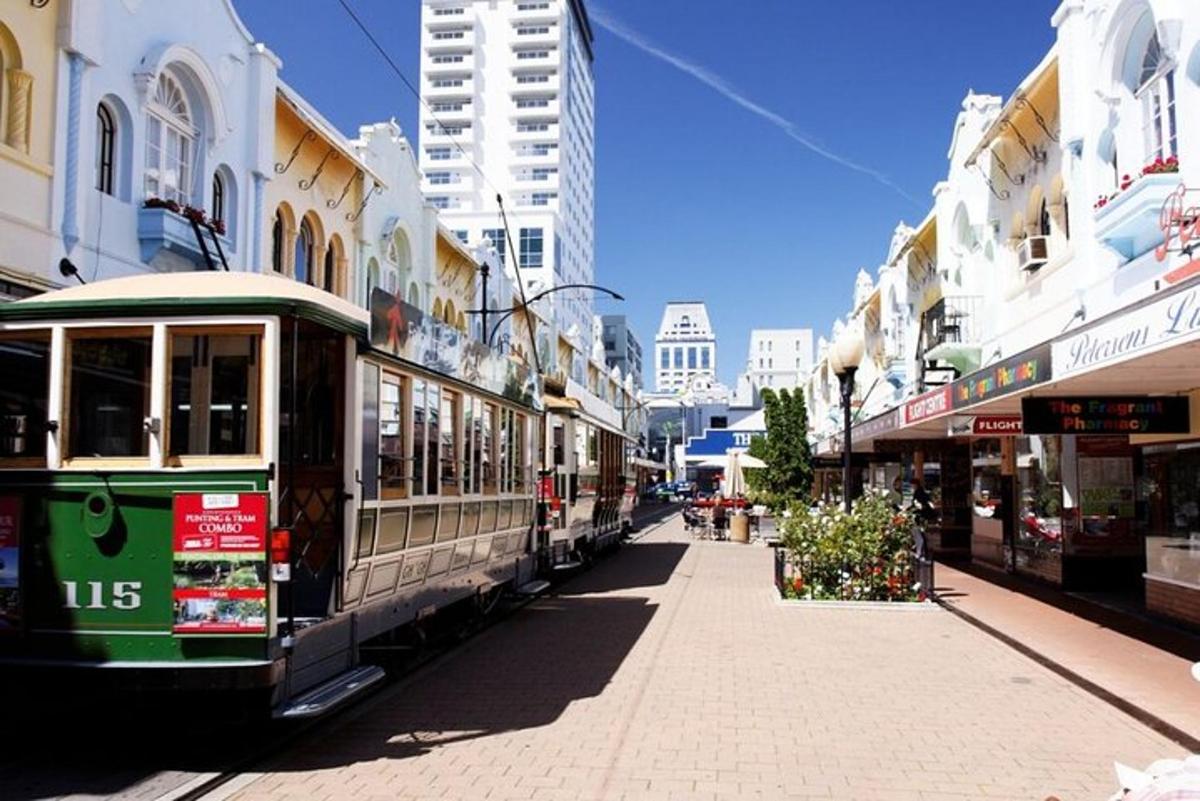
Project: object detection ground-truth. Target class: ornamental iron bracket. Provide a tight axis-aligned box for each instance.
[31,0,50,7]
[973,162,1010,201]
[1013,91,1059,143]
[347,184,383,223]
[991,151,1025,188]
[275,130,315,175]
[328,169,363,209]
[299,148,339,191]
[1000,118,1046,164]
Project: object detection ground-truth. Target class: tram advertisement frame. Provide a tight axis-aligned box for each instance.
[0,496,22,633]
[171,492,269,636]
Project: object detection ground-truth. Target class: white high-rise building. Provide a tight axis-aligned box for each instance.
[418,0,596,344]
[654,302,717,393]
[743,329,813,393]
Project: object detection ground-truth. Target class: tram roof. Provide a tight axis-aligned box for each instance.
[0,272,369,334]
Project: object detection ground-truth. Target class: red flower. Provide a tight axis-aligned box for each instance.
[791,577,804,592]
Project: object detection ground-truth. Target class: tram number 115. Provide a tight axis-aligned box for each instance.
[62,581,144,610]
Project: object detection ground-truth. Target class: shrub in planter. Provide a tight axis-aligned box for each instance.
[779,492,924,602]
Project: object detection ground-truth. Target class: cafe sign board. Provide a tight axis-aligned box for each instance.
[1053,286,1200,380]
[904,386,952,425]
[952,344,1051,409]
[1022,397,1191,435]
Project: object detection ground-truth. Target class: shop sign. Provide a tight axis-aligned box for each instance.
[952,345,1051,409]
[948,415,1023,436]
[1022,397,1191,435]
[1053,286,1200,379]
[369,287,541,411]
[686,428,764,456]
[852,408,900,442]
[904,386,952,425]
[172,493,269,635]
[0,496,21,633]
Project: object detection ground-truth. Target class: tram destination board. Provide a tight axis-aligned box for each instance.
[1021,396,1191,435]
[172,493,269,635]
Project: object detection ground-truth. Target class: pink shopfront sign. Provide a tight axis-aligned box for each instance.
[904,386,952,426]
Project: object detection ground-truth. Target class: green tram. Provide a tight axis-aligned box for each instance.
[0,273,552,715]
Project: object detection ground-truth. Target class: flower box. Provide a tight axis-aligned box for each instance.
[137,205,233,267]
[1094,172,1181,261]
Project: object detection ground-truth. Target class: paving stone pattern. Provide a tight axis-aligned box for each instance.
[227,517,1183,801]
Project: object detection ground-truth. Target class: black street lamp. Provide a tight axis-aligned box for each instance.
[829,327,865,514]
[468,283,624,347]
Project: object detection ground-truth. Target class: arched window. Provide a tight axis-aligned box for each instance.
[144,71,195,205]
[408,282,421,309]
[323,246,335,293]
[271,209,285,272]
[1138,31,1178,162]
[212,172,225,223]
[295,219,314,285]
[95,104,116,195]
[1039,199,1051,237]
[1062,196,1070,241]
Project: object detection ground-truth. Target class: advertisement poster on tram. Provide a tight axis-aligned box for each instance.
[0,496,21,632]
[171,493,268,635]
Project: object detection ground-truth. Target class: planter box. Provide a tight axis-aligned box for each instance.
[776,596,936,610]
[138,206,233,267]
[1094,173,1180,261]
[1145,575,1200,628]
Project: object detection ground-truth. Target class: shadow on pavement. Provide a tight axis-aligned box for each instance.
[0,530,689,794]
[939,561,1200,662]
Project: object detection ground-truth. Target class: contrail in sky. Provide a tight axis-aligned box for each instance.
[590,6,923,207]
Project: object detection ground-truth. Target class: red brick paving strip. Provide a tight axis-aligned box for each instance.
[221,517,1184,801]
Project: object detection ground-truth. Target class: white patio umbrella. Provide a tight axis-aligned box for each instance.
[726,449,746,498]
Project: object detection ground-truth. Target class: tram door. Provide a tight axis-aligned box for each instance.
[279,319,346,619]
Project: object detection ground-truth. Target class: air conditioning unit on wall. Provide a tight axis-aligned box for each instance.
[1019,236,1049,272]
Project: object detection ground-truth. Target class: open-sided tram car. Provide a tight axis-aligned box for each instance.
[0,274,544,714]
[538,400,634,567]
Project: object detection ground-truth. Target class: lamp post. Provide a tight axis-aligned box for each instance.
[829,326,865,514]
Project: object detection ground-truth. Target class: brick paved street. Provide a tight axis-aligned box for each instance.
[222,516,1186,801]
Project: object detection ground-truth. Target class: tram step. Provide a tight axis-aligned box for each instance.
[274,665,386,720]
[516,579,551,596]
[552,560,583,571]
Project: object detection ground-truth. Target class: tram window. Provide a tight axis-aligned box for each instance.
[377,507,410,554]
[410,504,437,548]
[356,508,377,558]
[427,383,440,496]
[441,390,460,494]
[361,365,379,501]
[499,408,511,493]
[516,417,530,491]
[67,332,152,459]
[482,402,497,494]
[167,331,261,458]
[278,322,340,467]
[461,395,473,494]
[412,379,426,497]
[0,335,49,461]
[380,375,406,499]
[471,397,483,494]
[480,499,498,533]
[461,501,480,538]
[437,502,461,542]
[552,419,564,466]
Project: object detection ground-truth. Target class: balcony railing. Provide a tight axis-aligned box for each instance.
[920,295,982,377]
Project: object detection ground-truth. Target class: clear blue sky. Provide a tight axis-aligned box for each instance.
[232,0,1059,387]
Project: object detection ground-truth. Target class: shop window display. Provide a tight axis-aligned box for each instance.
[1016,435,1063,558]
